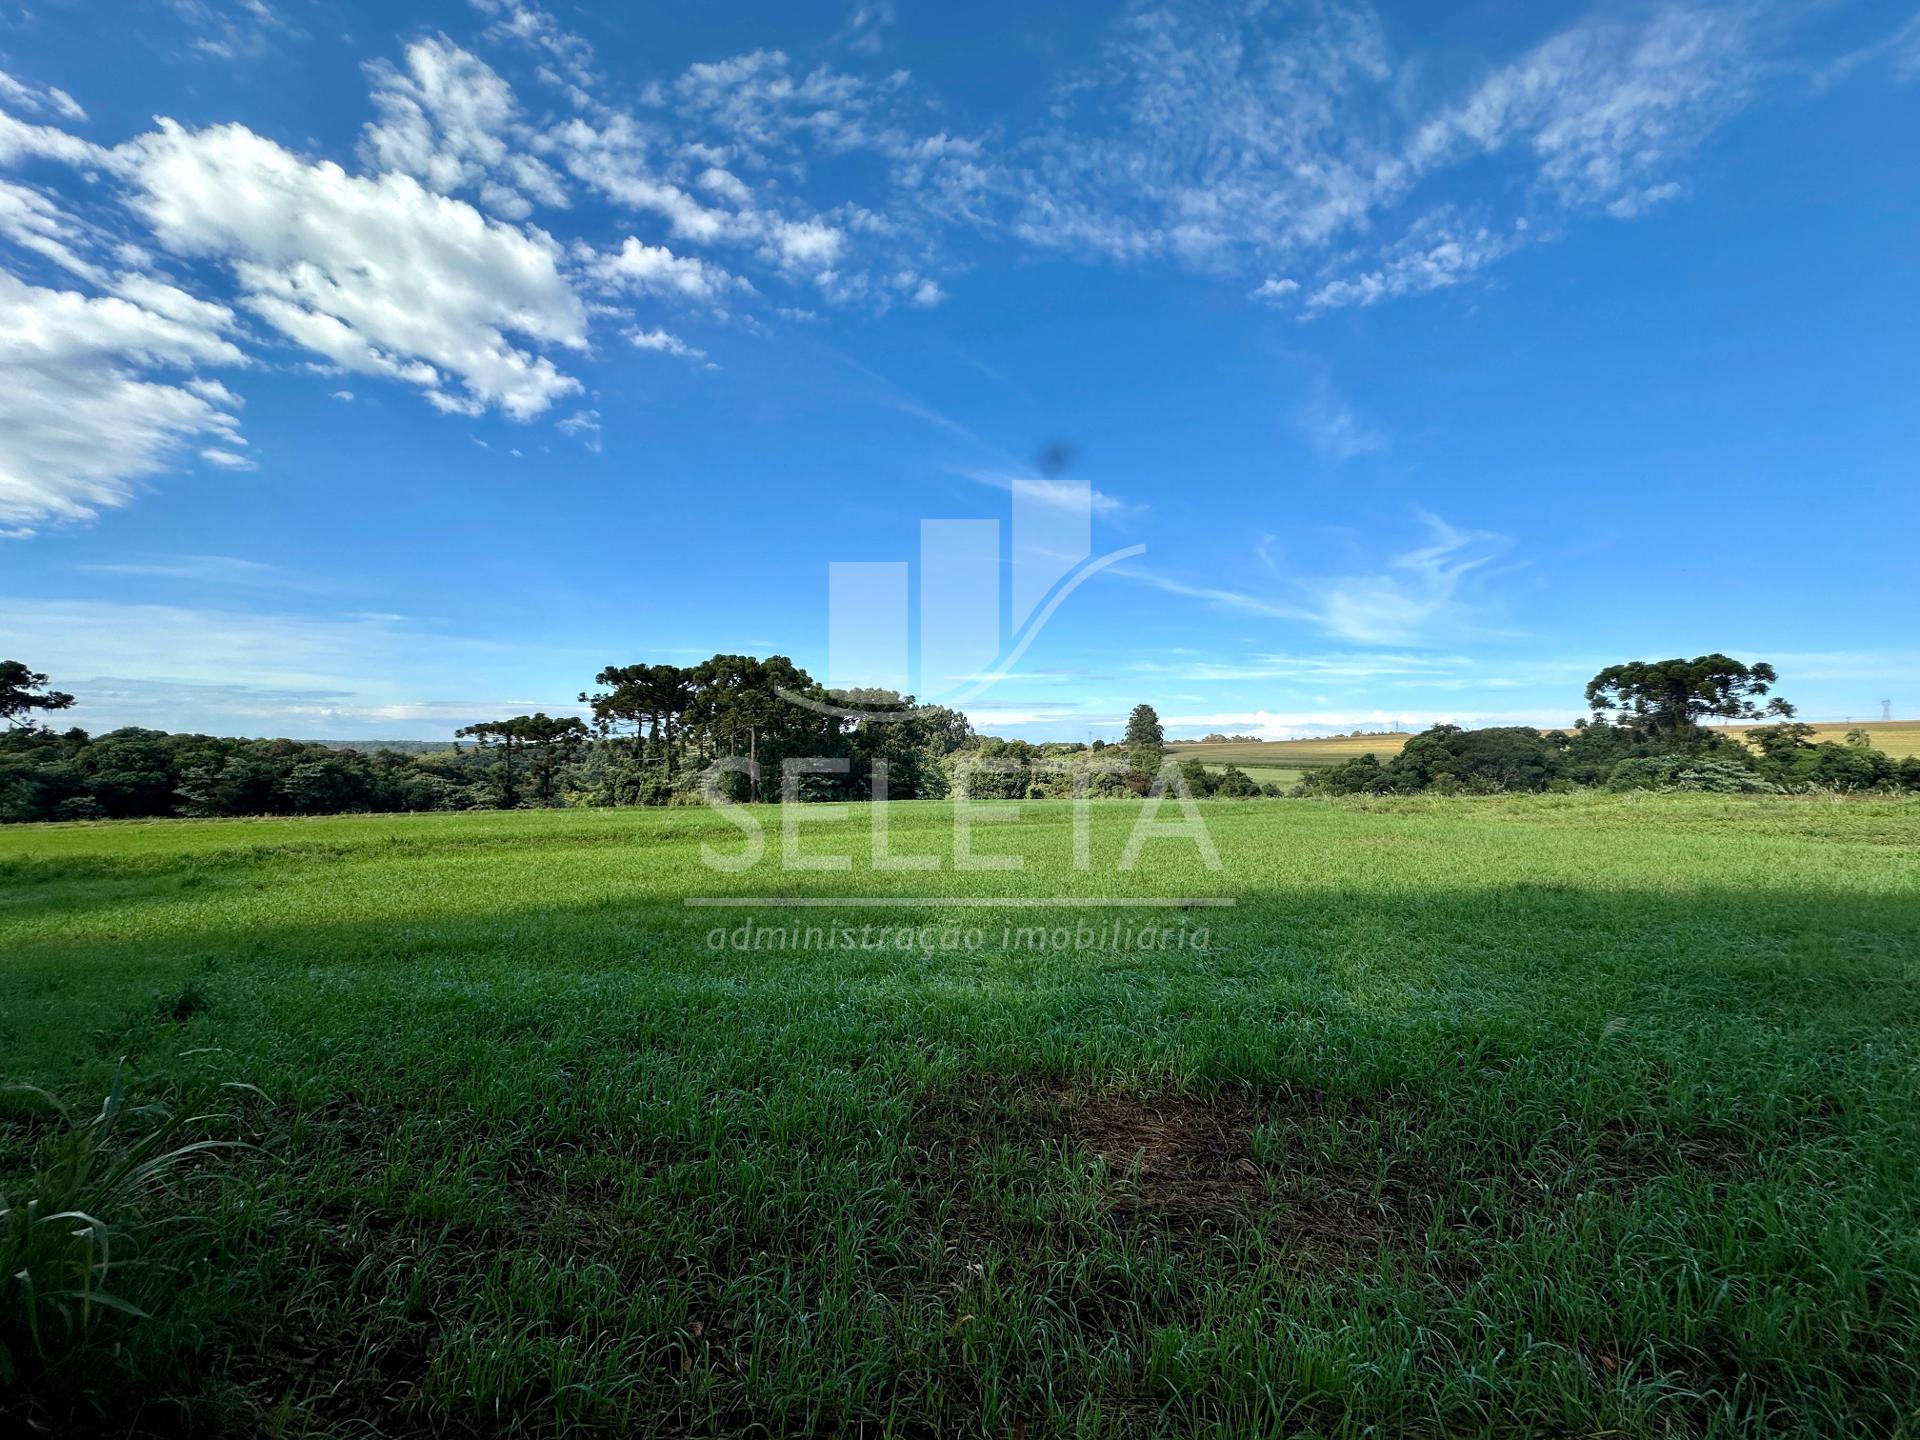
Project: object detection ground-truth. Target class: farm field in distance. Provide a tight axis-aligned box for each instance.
[1167,733,1412,773]
[1169,719,1920,781]
[1717,719,1920,758]
[3,794,1917,1436]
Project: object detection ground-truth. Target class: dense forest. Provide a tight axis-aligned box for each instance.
[1,654,1914,823]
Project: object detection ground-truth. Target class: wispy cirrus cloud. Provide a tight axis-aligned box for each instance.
[470,0,596,90]
[496,0,1737,328]
[1811,9,1920,92]
[1126,514,1511,646]
[0,594,597,736]
[0,0,1897,541]
[1016,0,1792,312]
[0,175,104,280]
[1154,706,1559,740]
[0,67,86,123]
[171,0,293,64]
[1125,652,1476,683]
[959,468,1138,519]
[1292,371,1386,461]
[69,553,313,588]
[1312,515,1510,645]
[1300,216,1527,315]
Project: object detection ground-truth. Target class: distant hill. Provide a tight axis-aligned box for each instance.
[304,739,458,755]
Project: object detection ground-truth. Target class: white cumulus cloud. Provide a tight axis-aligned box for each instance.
[118,119,589,418]
[360,36,566,219]
[584,236,742,301]
[626,327,706,359]
[0,269,246,533]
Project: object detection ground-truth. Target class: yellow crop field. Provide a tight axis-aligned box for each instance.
[1713,719,1920,759]
[1175,722,1920,770]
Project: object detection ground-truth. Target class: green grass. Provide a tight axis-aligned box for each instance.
[0,1070,266,1390]
[1195,763,1304,789]
[3,795,1918,1436]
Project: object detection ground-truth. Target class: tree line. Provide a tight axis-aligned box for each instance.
[0,657,1201,822]
[2,653,1913,823]
[1298,655,1920,796]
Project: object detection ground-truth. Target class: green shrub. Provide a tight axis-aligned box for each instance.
[1805,742,1896,791]
[1211,765,1262,797]
[1176,759,1216,797]
[1294,752,1390,796]
[1391,725,1563,792]
[1747,725,1903,791]
[1605,755,1775,793]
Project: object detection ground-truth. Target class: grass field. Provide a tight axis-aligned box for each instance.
[1167,734,1410,770]
[4,796,1919,1435]
[1224,765,1304,789]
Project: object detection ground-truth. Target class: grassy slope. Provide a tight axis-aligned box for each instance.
[2,796,1918,1436]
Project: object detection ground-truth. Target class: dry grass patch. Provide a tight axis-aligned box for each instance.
[915,1081,1443,1272]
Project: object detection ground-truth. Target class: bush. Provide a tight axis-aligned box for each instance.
[1391,725,1563,793]
[674,763,744,805]
[1295,752,1390,796]
[1296,726,1565,795]
[630,770,676,807]
[1746,725,1904,791]
[1176,759,1216,797]
[1605,755,1775,793]
[1211,765,1262,798]
[1805,743,1896,792]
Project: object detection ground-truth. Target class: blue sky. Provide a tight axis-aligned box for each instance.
[1,0,1916,741]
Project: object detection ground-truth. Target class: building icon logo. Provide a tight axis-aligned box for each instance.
[787,478,1143,720]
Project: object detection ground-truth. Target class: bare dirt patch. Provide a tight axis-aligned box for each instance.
[1057,1087,1440,1265]
[914,1082,1442,1271]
